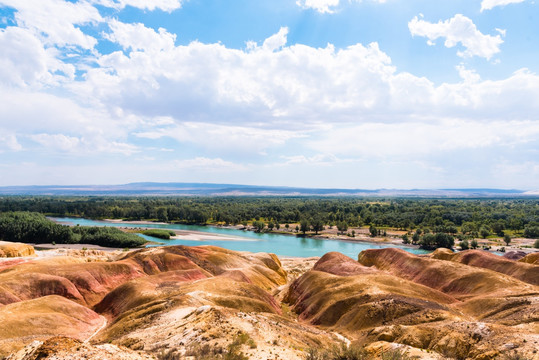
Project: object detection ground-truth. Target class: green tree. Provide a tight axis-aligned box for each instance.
[156,207,168,222]
[402,234,410,244]
[311,217,324,235]
[503,234,511,246]
[253,220,265,232]
[419,233,454,250]
[300,219,310,235]
[471,239,479,249]
[524,226,539,238]
[491,221,505,237]
[369,225,377,237]
[336,221,348,234]
[412,232,420,245]
[460,239,469,250]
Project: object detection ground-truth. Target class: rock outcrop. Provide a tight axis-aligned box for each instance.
[0,296,104,356]
[1,245,538,360]
[519,251,539,265]
[0,241,35,258]
[431,249,539,285]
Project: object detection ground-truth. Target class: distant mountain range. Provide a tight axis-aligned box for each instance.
[0,182,537,197]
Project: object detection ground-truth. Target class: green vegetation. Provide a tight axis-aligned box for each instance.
[141,229,176,239]
[157,332,255,360]
[419,233,455,250]
[524,225,539,238]
[0,211,145,248]
[305,344,412,360]
[1,197,539,250]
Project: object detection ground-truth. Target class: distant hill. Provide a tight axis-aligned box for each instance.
[0,182,535,197]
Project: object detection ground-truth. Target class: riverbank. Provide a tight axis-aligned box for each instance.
[99,218,538,254]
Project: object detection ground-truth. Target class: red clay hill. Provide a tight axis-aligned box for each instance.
[0,244,538,359]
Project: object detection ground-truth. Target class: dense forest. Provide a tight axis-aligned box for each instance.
[1,196,538,240]
[0,211,146,248]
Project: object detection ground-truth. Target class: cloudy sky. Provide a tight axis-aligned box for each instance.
[1,0,538,189]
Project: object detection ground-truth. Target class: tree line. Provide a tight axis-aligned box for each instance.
[1,196,538,236]
[0,211,146,248]
[1,196,539,241]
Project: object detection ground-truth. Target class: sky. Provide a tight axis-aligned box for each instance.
[0,0,538,190]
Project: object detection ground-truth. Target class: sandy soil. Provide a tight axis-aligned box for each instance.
[31,243,126,251]
[86,219,539,253]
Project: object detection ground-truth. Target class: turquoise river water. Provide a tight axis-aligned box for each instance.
[52,217,430,258]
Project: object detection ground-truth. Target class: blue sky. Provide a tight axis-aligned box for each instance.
[1,0,538,190]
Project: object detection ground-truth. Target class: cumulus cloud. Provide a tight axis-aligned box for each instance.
[296,0,340,13]
[0,26,74,87]
[79,23,539,131]
[0,0,102,49]
[30,133,138,155]
[312,119,539,159]
[409,14,503,60]
[104,20,176,52]
[91,0,183,12]
[1,7,539,187]
[262,27,288,52]
[296,0,386,13]
[135,122,302,154]
[0,133,22,152]
[174,157,246,172]
[481,0,526,11]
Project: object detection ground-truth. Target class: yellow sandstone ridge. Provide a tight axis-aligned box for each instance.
[0,241,35,258]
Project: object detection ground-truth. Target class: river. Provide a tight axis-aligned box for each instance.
[52,217,430,258]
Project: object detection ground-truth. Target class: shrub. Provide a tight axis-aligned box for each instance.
[305,344,368,360]
[381,348,413,360]
[141,229,176,239]
[419,233,454,250]
[524,226,539,238]
[402,234,410,244]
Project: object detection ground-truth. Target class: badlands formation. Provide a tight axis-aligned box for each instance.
[0,242,537,360]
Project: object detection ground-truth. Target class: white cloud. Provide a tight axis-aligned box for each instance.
[0,26,74,87]
[135,122,302,153]
[0,0,102,49]
[408,14,503,60]
[1,13,539,188]
[0,133,22,152]
[78,23,539,133]
[91,0,183,12]
[262,27,288,52]
[30,134,81,152]
[296,0,340,13]
[280,154,348,166]
[296,0,386,13]
[312,119,539,158]
[481,0,526,11]
[29,133,138,155]
[174,157,246,172]
[104,20,176,52]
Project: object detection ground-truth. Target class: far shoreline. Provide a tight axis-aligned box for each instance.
[49,216,539,255]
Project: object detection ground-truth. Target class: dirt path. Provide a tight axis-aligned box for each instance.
[84,316,107,343]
